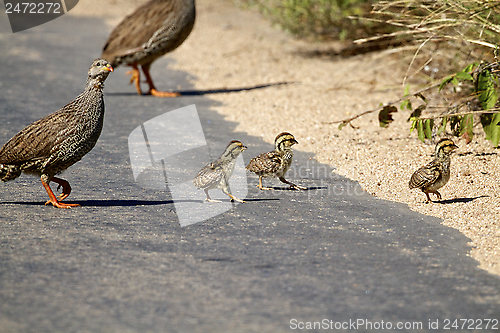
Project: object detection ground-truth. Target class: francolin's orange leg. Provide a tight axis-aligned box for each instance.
[42,177,80,208]
[48,177,72,201]
[142,64,181,98]
[126,64,143,95]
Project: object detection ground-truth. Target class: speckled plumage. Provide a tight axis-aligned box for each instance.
[246,132,305,190]
[102,0,195,97]
[194,140,247,203]
[0,59,113,208]
[409,138,458,203]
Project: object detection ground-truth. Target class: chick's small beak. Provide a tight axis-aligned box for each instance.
[242,146,248,150]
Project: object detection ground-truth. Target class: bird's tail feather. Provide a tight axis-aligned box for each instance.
[0,164,21,182]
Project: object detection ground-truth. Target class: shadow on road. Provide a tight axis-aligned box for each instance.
[0,199,174,207]
[0,197,282,207]
[437,195,489,204]
[247,185,328,191]
[105,82,294,97]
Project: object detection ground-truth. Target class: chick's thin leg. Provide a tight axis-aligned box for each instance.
[221,185,245,203]
[257,176,272,191]
[433,190,442,200]
[204,189,222,203]
[279,176,306,190]
[424,192,432,203]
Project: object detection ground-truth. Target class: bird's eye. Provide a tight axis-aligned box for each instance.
[96,62,101,67]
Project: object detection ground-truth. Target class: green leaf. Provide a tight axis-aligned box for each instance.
[476,69,498,110]
[403,84,410,96]
[463,62,476,73]
[410,119,418,133]
[417,120,425,143]
[459,114,474,141]
[437,116,448,135]
[401,99,412,111]
[338,121,347,130]
[481,113,500,147]
[378,105,398,128]
[439,75,454,92]
[407,104,426,122]
[424,118,434,139]
[456,71,473,81]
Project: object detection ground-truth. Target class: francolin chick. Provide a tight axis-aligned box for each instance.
[246,132,305,191]
[193,140,247,203]
[409,138,458,203]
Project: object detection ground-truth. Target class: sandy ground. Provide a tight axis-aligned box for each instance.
[71,0,499,276]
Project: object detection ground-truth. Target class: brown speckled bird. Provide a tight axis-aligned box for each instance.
[246,132,306,191]
[0,59,113,208]
[102,0,195,97]
[193,140,247,203]
[409,138,458,203]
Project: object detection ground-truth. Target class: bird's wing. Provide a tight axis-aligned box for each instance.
[246,151,282,174]
[409,160,440,189]
[102,0,180,63]
[0,107,75,166]
[193,162,224,189]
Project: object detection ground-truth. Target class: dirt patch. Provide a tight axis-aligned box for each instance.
[70,0,500,276]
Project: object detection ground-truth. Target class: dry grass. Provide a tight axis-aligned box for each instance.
[235,0,388,40]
